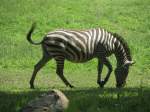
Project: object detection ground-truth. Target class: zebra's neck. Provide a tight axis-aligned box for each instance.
[115,50,128,67]
[113,34,131,67]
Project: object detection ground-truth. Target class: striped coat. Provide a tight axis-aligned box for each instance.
[44,28,116,62]
[27,23,135,89]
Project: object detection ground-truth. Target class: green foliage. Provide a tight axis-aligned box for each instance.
[0,0,150,112]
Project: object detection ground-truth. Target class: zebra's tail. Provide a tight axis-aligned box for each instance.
[26,23,42,45]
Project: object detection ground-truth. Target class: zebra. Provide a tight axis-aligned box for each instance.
[27,23,135,89]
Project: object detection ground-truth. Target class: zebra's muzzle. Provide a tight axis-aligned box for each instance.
[116,81,126,88]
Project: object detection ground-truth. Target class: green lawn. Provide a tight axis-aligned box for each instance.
[0,0,150,112]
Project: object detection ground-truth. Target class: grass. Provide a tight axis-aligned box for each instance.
[1,87,150,112]
[0,0,150,111]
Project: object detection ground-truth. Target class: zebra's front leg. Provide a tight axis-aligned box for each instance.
[97,58,104,87]
[55,58,74,88]
[101,58,113,86]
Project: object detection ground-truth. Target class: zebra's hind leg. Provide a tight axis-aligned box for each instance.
[55,57,74,88]
[30,55,50,89]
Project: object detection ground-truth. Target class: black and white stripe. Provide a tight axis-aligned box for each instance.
[44,28,122,62]
[27,23,134,89]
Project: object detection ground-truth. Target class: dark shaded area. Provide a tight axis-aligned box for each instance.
[0,90,45,112]
[65,87,150,112]
[0,87,150,112]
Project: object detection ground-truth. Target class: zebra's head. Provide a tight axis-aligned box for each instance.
[112,33,135,88]
[115,60,135,88]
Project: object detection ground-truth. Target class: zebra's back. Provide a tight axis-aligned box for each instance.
[43,28,115,62]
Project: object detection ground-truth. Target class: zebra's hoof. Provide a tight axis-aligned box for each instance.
[30,85,35,89]
[100,84,104,88]
[98,80,105,88]
[69,85,74,88]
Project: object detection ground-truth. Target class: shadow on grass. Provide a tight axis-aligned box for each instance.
[0,87,150,112]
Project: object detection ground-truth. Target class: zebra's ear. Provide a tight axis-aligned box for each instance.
[124,60,136,66]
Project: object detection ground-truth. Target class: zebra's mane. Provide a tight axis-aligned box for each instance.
[113,33,132,61]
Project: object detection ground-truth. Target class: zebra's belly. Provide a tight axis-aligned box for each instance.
[66,55,93,63]
[49,49,93,63]
[65,51,94,63]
